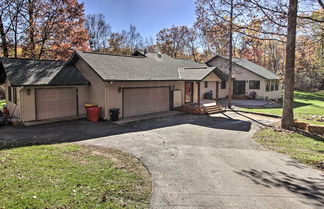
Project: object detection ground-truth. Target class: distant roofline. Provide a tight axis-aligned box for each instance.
[77,51,146,59]
[0,57,64,63]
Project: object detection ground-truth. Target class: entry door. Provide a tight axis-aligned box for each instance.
[185,82,194,103]
[36,88,77,120]
[233,81,246,95]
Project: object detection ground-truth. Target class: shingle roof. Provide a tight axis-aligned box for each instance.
[73,51,223,81]
[49,65,88,85]
[178,67,216,80]
[206,55,278,80]
[0,58,87,86]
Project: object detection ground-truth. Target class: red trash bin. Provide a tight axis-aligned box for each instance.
[85,104,101,122]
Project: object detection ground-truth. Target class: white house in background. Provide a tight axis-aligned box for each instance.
[206,55,282,100]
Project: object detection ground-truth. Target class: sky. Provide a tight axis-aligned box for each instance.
[80,0,197,39]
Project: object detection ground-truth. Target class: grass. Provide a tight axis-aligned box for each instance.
[0,144,151,209]
[0,100,5,108]
[240,91,324,125]
[254,128,324,169]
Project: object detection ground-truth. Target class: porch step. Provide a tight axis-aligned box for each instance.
[205,105,225,114]
[179,104,225,115]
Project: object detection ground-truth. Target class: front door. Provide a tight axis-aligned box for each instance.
[233,80,246,95]
[185,82,194,103]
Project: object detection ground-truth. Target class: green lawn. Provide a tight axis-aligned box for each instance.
[241,91,324,125]
[0,144,151,209]
[0,100,5,108]
[254,128,324,169]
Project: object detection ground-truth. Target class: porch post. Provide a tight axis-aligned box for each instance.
[216,81,219,105]
[197,81,201,107]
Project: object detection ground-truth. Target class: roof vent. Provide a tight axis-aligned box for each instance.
[157,52,162,58]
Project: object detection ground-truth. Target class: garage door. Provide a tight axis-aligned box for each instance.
[36,88,77,120]
[123,87,170,117]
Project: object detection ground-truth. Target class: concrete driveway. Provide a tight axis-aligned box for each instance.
[1,112,323,208]
[76,112,323,209]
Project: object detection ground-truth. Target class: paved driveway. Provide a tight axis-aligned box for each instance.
[76,112,323,209]
[1,112,323,208]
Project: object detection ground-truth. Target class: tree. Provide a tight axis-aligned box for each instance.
[126,24,143,51]
[0,0,89,60]
[184,27,199,61]
[85,13,111,51]
[195,0,241,107]
[281,0,298,129]
[156,25,190,58]
[24,0,89,59]
[0,0,12,57]
[107,32,128,55]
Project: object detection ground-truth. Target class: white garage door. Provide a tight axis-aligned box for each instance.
[123,87,170,117]
[36,88,77,120]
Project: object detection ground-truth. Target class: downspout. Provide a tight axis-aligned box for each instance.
[19,87,24,122]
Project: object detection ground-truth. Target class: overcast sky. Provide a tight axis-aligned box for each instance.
[80,0,196,39]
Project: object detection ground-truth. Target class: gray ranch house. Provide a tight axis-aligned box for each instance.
[0,51,281,124]
[0,51,227,124]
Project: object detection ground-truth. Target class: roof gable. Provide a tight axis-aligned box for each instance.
[206,55,278,80]
[0,58,87,86]
[1,58,64,86]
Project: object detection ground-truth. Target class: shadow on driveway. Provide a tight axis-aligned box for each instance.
[235,169,324,207]
[0,114,252,149]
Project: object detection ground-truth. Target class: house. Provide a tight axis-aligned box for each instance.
[206,55,282,100]
[0,51,227,123]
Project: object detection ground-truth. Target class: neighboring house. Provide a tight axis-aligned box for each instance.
[0,51,226,123]
[206,55,282,100]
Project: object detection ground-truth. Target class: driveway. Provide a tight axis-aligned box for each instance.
[1,112,323,208]
[77,112,323,209]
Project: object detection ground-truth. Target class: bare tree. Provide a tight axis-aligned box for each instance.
[85,13,111,51]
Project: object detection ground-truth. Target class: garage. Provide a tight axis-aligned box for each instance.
[123,87,170,117]
[36,88,77,120]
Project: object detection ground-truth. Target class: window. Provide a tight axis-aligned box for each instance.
[221,81,226,89]
[13,87,17,104]
[271,80,275,91]
[8,86,12,102]
[275,80,279,91]
[204,81,208,88]
[266,80,270,92]
[249,80,260,89]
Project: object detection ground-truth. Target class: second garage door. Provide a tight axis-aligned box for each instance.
[36,88,77,120]
[123,87,170,117]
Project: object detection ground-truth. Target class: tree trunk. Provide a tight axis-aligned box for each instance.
[281,0,298,129]
[28,0,36,58]
[0,15,9,57]
[227,0,233,108]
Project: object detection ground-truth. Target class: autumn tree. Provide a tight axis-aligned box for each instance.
[107,32,128,55]
[0,0,89,60]
[156,25,190,58]
[85,13,111,52]
[23,0,89,59]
